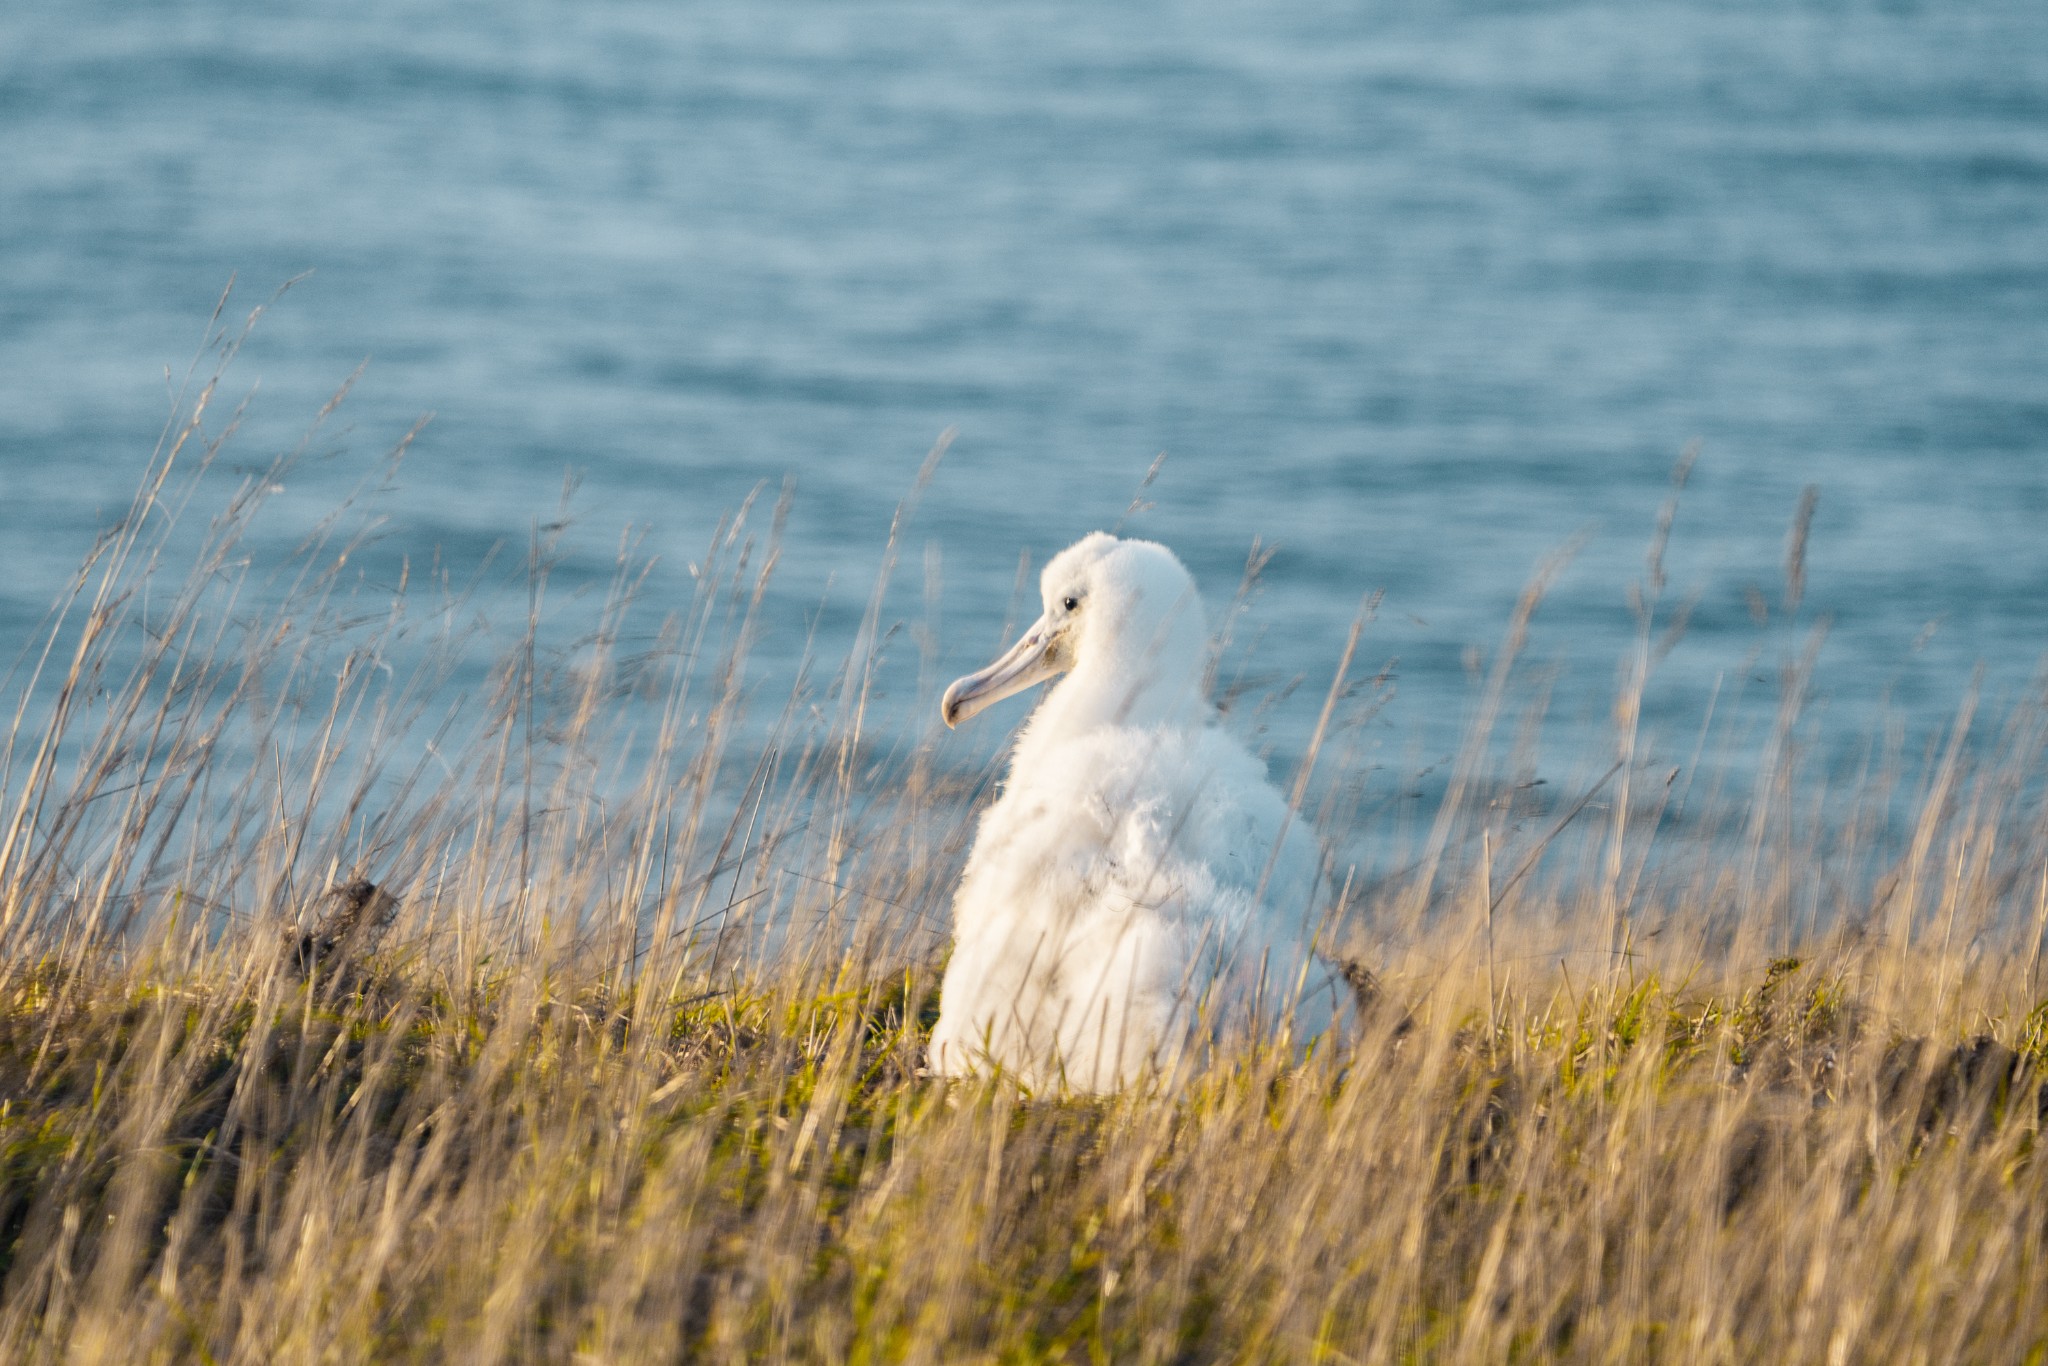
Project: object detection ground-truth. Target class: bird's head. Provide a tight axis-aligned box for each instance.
[941,532,1208,729]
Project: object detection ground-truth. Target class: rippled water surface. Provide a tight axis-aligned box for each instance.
[4,0,2046,794]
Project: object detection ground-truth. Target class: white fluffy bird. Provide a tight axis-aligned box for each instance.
[929,532,1345,1092]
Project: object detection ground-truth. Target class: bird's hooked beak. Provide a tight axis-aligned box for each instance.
[941,614,1066,728]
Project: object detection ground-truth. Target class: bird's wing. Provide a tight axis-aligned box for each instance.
[1189,731,1321,916]
[1089,729,1324,965]
[1173,746,1342,1034]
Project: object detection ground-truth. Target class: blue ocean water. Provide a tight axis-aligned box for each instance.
[3,0,2046,800]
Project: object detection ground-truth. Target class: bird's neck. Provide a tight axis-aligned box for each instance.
[1016,655,1210,764]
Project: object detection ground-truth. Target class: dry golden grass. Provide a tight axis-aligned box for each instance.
[3,318,2047,1363]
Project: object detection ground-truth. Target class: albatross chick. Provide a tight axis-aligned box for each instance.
[931,532,1343,1092]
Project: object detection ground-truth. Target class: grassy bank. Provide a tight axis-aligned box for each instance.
[7,920,2048,1362]
[4,324,2048,1362]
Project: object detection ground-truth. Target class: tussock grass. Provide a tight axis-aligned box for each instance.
[4,318,2048,1362]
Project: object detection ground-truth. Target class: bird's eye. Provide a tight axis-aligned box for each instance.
[1062,595,1079,612]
